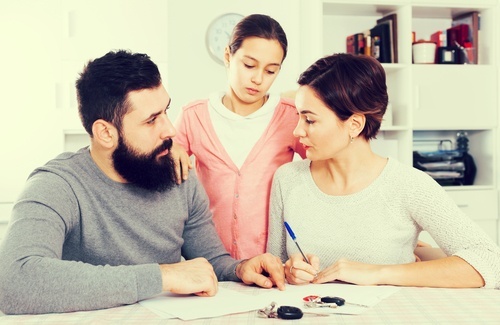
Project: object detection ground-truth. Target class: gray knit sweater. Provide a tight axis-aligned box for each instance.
[267,158,500,289]
[0,148,239,314]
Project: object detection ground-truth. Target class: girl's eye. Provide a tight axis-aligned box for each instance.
[147,117,157,125]
[305,117,315,124]
[266,70,276,75]
[244,64,254,69]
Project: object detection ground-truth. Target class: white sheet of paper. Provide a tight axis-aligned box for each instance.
[139,282,400,320]
[139,287,265,320]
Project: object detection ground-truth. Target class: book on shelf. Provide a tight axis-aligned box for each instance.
[451,11,479,64]
[370,22,392,63]
[446,24,471,63]
[376,13,397,63]
[447,24,469,47]
[346,33,365,55]
[430,30,447,47]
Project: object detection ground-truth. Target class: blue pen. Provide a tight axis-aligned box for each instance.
[284,221,311,264]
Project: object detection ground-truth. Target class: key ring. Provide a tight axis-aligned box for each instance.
[257,301,329,319]
[303,295,345,308]
[258,301,303,319]
[303,295,369,308]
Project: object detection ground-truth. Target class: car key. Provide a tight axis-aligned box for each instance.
[277,306,303,319]
[258,302,329,319]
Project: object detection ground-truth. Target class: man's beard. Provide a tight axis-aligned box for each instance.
[112,136,177,192]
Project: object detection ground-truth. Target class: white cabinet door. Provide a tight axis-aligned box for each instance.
[412,65,497,129]
[447,189,498,244]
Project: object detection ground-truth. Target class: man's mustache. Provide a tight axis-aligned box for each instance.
[152,138,173,157]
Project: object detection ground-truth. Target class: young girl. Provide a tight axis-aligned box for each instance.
[267,53,500,289]
[174,14,306,259]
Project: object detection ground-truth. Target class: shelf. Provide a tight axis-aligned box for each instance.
[309,0,498,243]
[322,2,399,17]
[413,130,495,187]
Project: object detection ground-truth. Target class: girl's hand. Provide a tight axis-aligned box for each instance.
[284,253,320,285]
[170,142,193,184]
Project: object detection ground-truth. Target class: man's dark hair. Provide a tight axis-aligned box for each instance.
[76,50,162,136]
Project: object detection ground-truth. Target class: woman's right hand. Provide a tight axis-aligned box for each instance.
[284,253,320,285]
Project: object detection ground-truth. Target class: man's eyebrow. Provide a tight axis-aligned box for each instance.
[143,98,171,122]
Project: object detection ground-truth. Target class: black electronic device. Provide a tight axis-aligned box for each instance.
[437,46,464,64]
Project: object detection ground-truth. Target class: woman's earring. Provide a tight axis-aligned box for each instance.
[350,136,354,144]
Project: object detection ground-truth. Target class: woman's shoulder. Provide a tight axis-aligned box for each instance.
[275,159,309,180]
[385,158,443,192]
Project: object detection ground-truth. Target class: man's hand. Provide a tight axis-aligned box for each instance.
[236,253,285,290]
[170,141,193,184]
[160,258,218,297]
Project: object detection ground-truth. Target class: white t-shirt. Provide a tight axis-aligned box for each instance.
[208,92,279,169]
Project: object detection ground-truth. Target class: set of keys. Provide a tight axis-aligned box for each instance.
[303,295,369,308]
[257,301,329,320]
[258,295,369,319]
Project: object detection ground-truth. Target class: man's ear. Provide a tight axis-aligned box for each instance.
[349,113,366,138]
[92,119,117,149]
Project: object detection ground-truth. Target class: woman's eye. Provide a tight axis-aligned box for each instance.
[266,70,276,75]
[147,117,157,125]
[244,64,254,69]
[305,118,315,124]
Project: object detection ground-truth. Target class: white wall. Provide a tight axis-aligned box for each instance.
[1,0,301,206]
[0,1,62,202]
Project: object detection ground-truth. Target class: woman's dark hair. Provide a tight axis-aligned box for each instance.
[228,14,288,62]
[76,50,162,136]
[298,53,388,140]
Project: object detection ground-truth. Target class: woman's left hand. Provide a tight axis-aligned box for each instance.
[312,258,383,286]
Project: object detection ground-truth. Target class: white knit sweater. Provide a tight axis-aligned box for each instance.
[267,158,500,289]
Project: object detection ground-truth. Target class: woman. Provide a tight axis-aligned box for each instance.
[174,14,306,259]
[267,53,500,288]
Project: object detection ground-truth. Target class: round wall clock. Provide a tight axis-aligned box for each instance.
[205,13,244,65]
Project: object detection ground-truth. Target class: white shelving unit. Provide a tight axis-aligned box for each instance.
[300,0,499,245]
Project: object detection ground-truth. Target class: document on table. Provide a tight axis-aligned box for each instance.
[139,287,266,320]
[139,282,400,320]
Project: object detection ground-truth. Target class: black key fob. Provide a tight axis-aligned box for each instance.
[277,305,303,319]
[321,296,345,306]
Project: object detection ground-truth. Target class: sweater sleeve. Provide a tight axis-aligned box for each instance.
[408,169,500,289]
[266,166,288,263]
[0,173,163,314]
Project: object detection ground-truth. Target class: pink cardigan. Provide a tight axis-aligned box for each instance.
[174,98,306,259]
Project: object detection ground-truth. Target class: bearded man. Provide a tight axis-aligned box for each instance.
[0,50,285,315]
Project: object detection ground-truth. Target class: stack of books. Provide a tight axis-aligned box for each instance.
[345,13,397,63]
